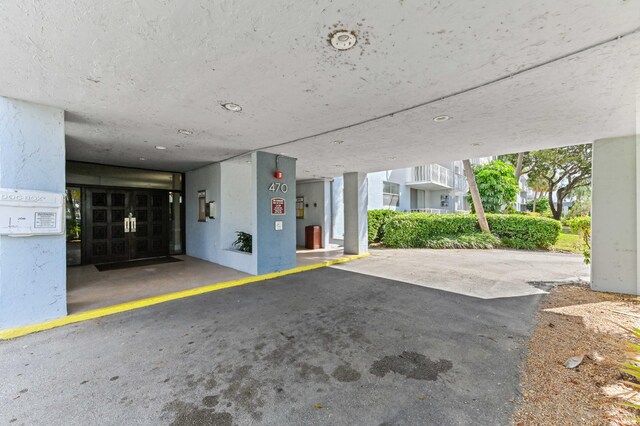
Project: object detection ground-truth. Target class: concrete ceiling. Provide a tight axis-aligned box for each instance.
[0,1,638,178]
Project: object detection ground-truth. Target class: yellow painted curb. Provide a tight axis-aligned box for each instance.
[0,253,369,341]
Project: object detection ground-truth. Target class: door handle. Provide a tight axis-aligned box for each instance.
[131,217,137,233]
[124,217,130,233]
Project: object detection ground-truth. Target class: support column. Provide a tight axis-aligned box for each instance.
[343,172,368,255]
[0,97,67,328]
[255,152,297,274]
[591,135,639,295]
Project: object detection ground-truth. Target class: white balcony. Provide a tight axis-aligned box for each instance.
[407,164,453,190]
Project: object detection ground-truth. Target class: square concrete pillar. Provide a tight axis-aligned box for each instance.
[591,135,640,295]
[343,172,368,255]
[0,97,67,328]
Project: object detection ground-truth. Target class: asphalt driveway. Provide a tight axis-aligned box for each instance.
[1,264,547,425]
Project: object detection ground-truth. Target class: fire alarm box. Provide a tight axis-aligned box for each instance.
[0,188,65,236]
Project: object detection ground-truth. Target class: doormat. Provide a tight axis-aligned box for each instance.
[95,256,183,272]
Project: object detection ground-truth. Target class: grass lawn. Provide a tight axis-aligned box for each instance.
[552,230,583,253]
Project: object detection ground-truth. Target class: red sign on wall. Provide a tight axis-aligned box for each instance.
[271,197,285,215]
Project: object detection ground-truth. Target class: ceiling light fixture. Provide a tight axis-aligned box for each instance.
[329,30,357,50]
[332,140,344,145]
[222,102,242,112]
[139,157,147,161]
[177,129,193,135]
[155,146,167,150]
[433,115,451,122]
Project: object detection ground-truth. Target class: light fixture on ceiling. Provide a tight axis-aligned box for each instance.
[329,30,357,50]
[177,129,193,135]
[155,146,167,150]
[332,140,344,145]
[433,115,451,122]
[222,102,242,112]
[139,157,147,161]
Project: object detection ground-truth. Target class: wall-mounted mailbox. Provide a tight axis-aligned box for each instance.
[0,188,65,236]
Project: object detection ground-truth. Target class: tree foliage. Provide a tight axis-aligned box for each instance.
[466,160,519,213]
[502,145,592,220]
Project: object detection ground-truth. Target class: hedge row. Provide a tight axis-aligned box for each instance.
[486,214,561,249]
[371,210,561,249]
[368,209,401,243]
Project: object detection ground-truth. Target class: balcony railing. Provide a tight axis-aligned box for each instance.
[411,164,453,187]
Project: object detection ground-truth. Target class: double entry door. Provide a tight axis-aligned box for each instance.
[83,188,169,264]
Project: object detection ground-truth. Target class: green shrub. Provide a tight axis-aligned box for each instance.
[415,233,501,249]
[486,214,561,249]
[368,209,401,243]
[382,213,481,248]
[566,216,591,264]
[381,213,561,250]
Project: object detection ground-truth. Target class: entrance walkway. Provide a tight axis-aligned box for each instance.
[67,249,345,313]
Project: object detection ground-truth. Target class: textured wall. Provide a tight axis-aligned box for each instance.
[295,180,331,248]
[591,136,639,295]
[0,97,66,328]
[255,152,296,275]
[185,160,257,275]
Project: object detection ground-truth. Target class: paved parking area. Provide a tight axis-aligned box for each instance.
[0,248,571,426]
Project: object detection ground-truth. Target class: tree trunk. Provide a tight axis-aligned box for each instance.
[548,190,562,221]
[463,159,490,233]
[532,192,538,212]
[515,152,525,180]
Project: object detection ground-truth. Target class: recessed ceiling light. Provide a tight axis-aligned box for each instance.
[332,140,344,145]
[471,143,482,146]
[222,102,242,112]
[139,157,147,161]
[177,129,193,135]
[433,115,451,122]
[329,30,357,50]
[155,146,167,150]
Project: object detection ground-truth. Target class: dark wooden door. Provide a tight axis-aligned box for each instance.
[129,190,169,259]
[83,188,130,264]
[83,188,169,264]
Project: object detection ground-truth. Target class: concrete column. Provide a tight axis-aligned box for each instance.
[343,172,368,255]
[255,152,297,274]
[0,97,66,328]
[591,135,639,295]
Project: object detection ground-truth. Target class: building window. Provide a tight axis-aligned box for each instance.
[383,181,400,208]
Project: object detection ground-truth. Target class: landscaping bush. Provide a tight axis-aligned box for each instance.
[381,213,561,249]
[486,214,561,249]
[566,215,591,264]
[382,213,482,248]
[368,209,401,243]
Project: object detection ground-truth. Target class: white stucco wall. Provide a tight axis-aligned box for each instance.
[185,159,257,275]
[0,97,67,328]
[296,180,331,248]
[591,135,639,295]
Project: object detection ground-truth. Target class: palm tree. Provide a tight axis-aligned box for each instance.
[528,176,548,212]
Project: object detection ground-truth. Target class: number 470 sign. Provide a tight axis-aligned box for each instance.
[268,182,288,193]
